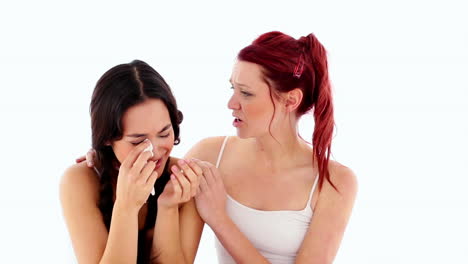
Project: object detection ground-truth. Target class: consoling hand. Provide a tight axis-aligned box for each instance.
[190,160,227,227]
[157,159,201,209]
[75,149,97,167]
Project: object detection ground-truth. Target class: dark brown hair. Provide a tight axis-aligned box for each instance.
[89,60,183,263]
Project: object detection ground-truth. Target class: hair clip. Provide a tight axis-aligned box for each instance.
[293,54,304,78]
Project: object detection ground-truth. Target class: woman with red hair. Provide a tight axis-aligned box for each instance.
[79,31,357,263]
[185,31,357,263]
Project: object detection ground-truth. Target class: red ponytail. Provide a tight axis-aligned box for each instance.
[238,31,336,190]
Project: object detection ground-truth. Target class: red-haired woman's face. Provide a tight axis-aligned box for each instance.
[111,98,175,176]
[228,61,281,138]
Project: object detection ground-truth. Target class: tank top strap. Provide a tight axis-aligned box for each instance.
[306,174,319,208]
[215,136,229,168]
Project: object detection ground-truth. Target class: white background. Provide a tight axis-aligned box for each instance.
[0,0,467,263]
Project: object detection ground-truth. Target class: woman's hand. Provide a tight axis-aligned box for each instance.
[191,160,228,227]
[75,149,97,167]
[157,159,201,209]
[114,140,159,214]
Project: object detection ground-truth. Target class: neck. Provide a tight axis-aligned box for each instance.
[252,123,310,172]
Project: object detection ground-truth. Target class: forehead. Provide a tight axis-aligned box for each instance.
[121,98,171,133]
[231,61,267,87]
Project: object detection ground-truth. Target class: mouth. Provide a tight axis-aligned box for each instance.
[233,117,243,127]
[154,157,163,170]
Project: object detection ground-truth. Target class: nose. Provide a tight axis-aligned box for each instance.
[147,140,167,161]
[228,93,240,110]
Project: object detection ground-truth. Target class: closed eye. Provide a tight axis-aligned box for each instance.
[241,90,253,96]
[230,85,253,97]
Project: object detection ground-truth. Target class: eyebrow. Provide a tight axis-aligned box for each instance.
[229,79,250,89]
[125,124,172,138]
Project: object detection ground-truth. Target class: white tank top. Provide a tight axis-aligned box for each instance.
[214,137,319,264]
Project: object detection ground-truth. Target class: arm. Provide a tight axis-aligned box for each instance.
[103,202,140,263]
[151,159,204,263]
[151,200,204,264]
[193,161,271,264]
[211,216,269,264]
[60,163,139,264]
[152,205,182,262]
[295,164,358,264]
[61,141,159,263]
[178,199,204,263]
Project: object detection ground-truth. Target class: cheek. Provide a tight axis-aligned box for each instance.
[246,102,271,121]
[159,134,175,152]
[112,143,133,164]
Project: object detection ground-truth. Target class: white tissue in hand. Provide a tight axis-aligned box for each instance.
[144,141,156,196]
[144,141,153,157]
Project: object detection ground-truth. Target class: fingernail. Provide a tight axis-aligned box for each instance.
[171,165,179,173]
[88,161,93,167]
[178,159,186,165]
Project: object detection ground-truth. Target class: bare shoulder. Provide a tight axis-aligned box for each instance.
[60,162,100,203]
[326,160,358,198]
[59,163,110,263]
[184,136,230,164]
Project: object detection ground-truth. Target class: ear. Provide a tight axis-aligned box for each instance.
[284,88,303,112]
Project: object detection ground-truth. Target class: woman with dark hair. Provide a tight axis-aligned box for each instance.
[60,60,203,263]
[185,31,358,263]
[80,31,357,263]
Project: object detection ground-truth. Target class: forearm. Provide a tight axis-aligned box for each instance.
[210,215,270,264]
[100,202,139,264]
[152,205,186,263]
